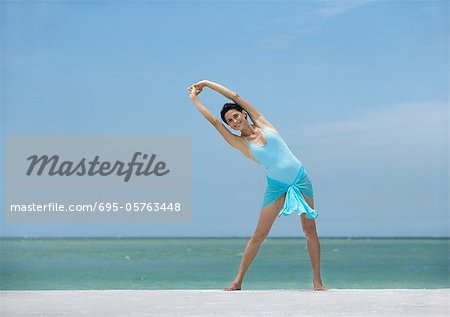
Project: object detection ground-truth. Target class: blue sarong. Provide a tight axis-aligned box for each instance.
[262,165,318,219]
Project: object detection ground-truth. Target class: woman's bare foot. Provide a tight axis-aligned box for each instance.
[313,278,328,291]
[223,281,242,291]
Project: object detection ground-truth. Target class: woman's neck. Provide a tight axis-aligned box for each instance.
[241,124,258,138]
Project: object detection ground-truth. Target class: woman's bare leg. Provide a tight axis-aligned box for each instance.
[224,194,286,291]
[300,193,327,291]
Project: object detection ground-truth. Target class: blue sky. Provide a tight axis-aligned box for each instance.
[1,0,448,237]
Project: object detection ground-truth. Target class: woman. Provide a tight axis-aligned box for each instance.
[187,80,327,291]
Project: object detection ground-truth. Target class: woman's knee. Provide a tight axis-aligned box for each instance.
[301,218,318,239]
[303,227,318,239]
[250,231,268,245]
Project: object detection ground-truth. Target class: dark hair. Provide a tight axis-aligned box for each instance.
[220,103,247,124]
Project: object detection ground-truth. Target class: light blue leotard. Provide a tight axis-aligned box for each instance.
[243,127,318,219]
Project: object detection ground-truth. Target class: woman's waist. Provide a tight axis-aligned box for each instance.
[264,162,304,185]
[264,158,302,172]
[265,164,309,187]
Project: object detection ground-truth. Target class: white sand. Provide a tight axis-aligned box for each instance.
[1,289,449,316]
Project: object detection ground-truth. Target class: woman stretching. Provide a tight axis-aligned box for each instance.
[187,80,327,291]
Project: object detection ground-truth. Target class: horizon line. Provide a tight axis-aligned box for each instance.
[0,236,449,239]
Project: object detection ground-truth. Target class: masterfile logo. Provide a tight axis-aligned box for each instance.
[5,135,192,223]
[26,152,170,182]
[6,135,190,189]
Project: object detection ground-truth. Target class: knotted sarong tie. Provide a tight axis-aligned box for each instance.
[262,165,318,219]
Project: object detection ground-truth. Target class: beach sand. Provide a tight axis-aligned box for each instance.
[1,289,449,316]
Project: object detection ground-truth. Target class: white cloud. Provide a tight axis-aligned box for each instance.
[314,0,375,19]
[256,0,375,51]
[296,101,448,169]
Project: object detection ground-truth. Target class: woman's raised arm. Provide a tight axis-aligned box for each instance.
[187,85,217,124]
[187,85,244,149]
[194,80,265,121]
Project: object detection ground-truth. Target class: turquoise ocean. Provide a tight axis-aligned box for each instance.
[1,238,448,290]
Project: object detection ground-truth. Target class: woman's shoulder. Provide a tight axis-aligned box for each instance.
[256,125,281,137]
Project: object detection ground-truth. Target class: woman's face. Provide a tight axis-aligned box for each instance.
[224,109,246,130]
